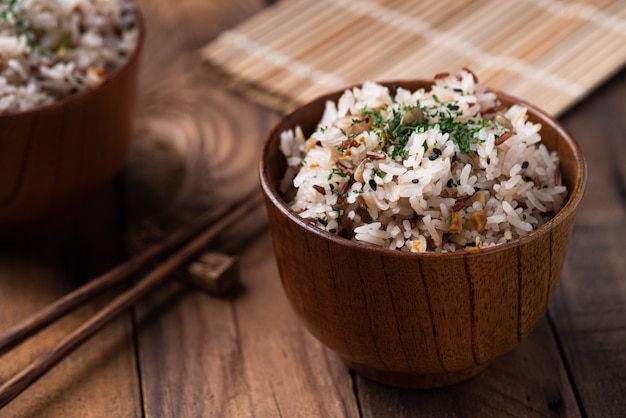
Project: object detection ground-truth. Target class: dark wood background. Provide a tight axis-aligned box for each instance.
[0,0,624,416]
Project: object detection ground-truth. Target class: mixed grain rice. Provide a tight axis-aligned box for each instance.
[279,69,568,252]
[0,0,138,113]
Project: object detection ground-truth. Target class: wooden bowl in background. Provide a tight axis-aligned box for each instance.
[259,80,586,388]
[0,13,145,241]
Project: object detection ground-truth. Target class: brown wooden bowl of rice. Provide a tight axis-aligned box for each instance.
[259,70,586,388]
[0,0,143,240]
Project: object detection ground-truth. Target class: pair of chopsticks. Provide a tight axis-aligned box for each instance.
[0,189,264,409]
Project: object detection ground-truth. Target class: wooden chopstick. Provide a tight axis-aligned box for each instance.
[0,189,264,409]
[0,189,260,356]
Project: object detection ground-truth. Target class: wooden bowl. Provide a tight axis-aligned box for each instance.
[0,13,145,240]
[259,80,587,388]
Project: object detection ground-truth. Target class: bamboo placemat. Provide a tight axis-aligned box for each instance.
[201,0,626,116]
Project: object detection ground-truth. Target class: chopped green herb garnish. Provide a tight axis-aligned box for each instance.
[1,1,37,45]
[360,107,384,127]
[328,167,348,181]
[358,97,493,160]
[1,0,19,22]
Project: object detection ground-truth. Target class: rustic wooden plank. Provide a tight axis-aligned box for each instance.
[357,318,581,417]
[125,0,358,416]
[126,0,277,223]
[135,234,360,417]
[557,69,626,229]
[548,69,626,417]
[0,187,141,417]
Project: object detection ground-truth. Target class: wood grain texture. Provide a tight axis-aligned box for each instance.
[356,318,581,417]
[134,234,360,417]
[0,190,262,409]
[548,68,626,417]
[125,0,276,225]
[124,0,360,416]
[0,190,256,356]
[0,189,141,417]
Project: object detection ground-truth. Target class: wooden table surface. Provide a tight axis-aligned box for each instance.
[1,1,625,417]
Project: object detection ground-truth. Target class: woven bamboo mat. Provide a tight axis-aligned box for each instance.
[201,0,626,116]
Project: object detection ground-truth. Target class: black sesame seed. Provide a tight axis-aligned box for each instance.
[447,179,455,188]
[316,140,322,146]
[474,186,480,192]
[453,88,463,92]
[449,105,459,111]
[329,229,337,234]
[433,148,442,155]
[428,154,439,161]
[369,179,377,191]
[521,161,529,169]
[412,178,419,184]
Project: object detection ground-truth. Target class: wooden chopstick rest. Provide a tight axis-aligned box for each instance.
[125,220,240,296]
[186,252,239,296]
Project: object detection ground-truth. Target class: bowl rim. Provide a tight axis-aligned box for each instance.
[259,79,587,259]
[0,8,145,119]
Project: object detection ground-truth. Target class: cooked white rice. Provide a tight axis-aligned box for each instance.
[0,0,138,113]
[280,69,568,252]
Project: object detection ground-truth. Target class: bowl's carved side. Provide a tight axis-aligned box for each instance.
[264,190,579,388]
[260,79,586,388]
[0,15,144,237]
